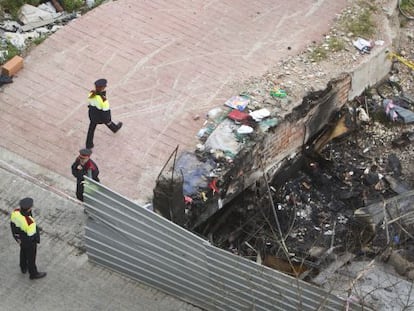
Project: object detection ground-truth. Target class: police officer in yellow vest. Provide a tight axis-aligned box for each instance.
[86,78,123,149]
[10,197,46,280]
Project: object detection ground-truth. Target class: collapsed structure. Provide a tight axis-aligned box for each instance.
[152,2,414,308]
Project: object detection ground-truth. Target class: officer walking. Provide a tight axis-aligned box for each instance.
[86,78,122,149]
[71,148,100,201]
[10,197,47,280]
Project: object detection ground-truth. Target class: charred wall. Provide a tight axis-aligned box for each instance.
[155,73,353,229]
[221,73,352,207]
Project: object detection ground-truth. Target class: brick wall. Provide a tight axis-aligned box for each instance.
[221,73,352,206]
[166,73,353,228]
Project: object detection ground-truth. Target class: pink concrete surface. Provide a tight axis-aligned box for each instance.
[0,0,348,202]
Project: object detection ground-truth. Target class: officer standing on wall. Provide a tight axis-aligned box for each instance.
[10,197,47,280]
[71,148,100,201]
[86,78,123,149]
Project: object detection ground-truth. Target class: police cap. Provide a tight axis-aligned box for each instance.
[79,148,92,158]
[94,78,107,87]
[19,197,33,210]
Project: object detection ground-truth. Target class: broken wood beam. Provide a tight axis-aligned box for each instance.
[51,0,64,12]
[354,189,414,228]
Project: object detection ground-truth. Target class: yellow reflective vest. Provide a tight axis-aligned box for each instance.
[10,209,37,238]
[88,92,110,111]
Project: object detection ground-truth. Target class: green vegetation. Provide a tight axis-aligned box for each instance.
[1,40,21,62]
[32,36,47,45]
[0,0,41,18]
[327,37,345,52]
[0,0,107,65]
[62,0,84,12]
[309,46,328,62]
[308,36,345,63]
[399,0,414,19]
[343,8,376,38]
[307,1,377,63]
[0,0,106,16]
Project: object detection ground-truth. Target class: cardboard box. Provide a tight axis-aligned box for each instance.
[2,55,24,77]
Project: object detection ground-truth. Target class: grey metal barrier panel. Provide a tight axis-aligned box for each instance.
[203,245,367,311]
[83,178,371,311]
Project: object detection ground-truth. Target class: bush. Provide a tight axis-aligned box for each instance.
[0,0,42,18]
[345,9,376,38]
[62,0,84,12]
[4,40,20,62]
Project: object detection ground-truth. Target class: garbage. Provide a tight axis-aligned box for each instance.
[258,118,279,132]
[224,95,250,111]
[356,107,370,122]
[352,37,373,54]
[174,152,215,196]
[4,32,28,50]
[249,108,270,122]
[86,0,96,8]
[227,110,251,123]
[197,128,208,138]
[270,88,287,98]
[207,107,224,120]
[0,74,13,86]
[237,125,254,134]
[204,120,242,155]
[387,153,402,176]
[184,196,193,204]
[383,99,414,123]
[208,178,220,194]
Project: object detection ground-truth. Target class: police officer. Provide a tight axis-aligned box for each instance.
[71,148,100,201]
[86,78,123,149]
[10,197,47,280]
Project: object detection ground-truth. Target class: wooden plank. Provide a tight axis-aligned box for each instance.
[312,252,356,286]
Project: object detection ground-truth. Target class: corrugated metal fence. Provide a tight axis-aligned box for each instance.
[83,178,368,311]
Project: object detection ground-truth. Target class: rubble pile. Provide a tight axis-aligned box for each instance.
[0,1,95,65]
[194,87,414,279]
[172,2,414,293]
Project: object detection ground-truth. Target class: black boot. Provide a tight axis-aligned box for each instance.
[30,272,47,280]
[107,121,123,133]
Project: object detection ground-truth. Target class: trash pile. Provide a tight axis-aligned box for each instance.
[195,76,414,285]
[172,88,288,227]
[1,3,78,61]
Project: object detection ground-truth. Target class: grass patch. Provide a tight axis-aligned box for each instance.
[62,0,84,12]
[309,46,328,62]
[32,36,47,45]
[309,37,344,63]
[5,40,20,61]
[399,0,414,18]
[0,0,41,18]
[344,8,376,38]
[327,37,345,52]
[0,40,21,63]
